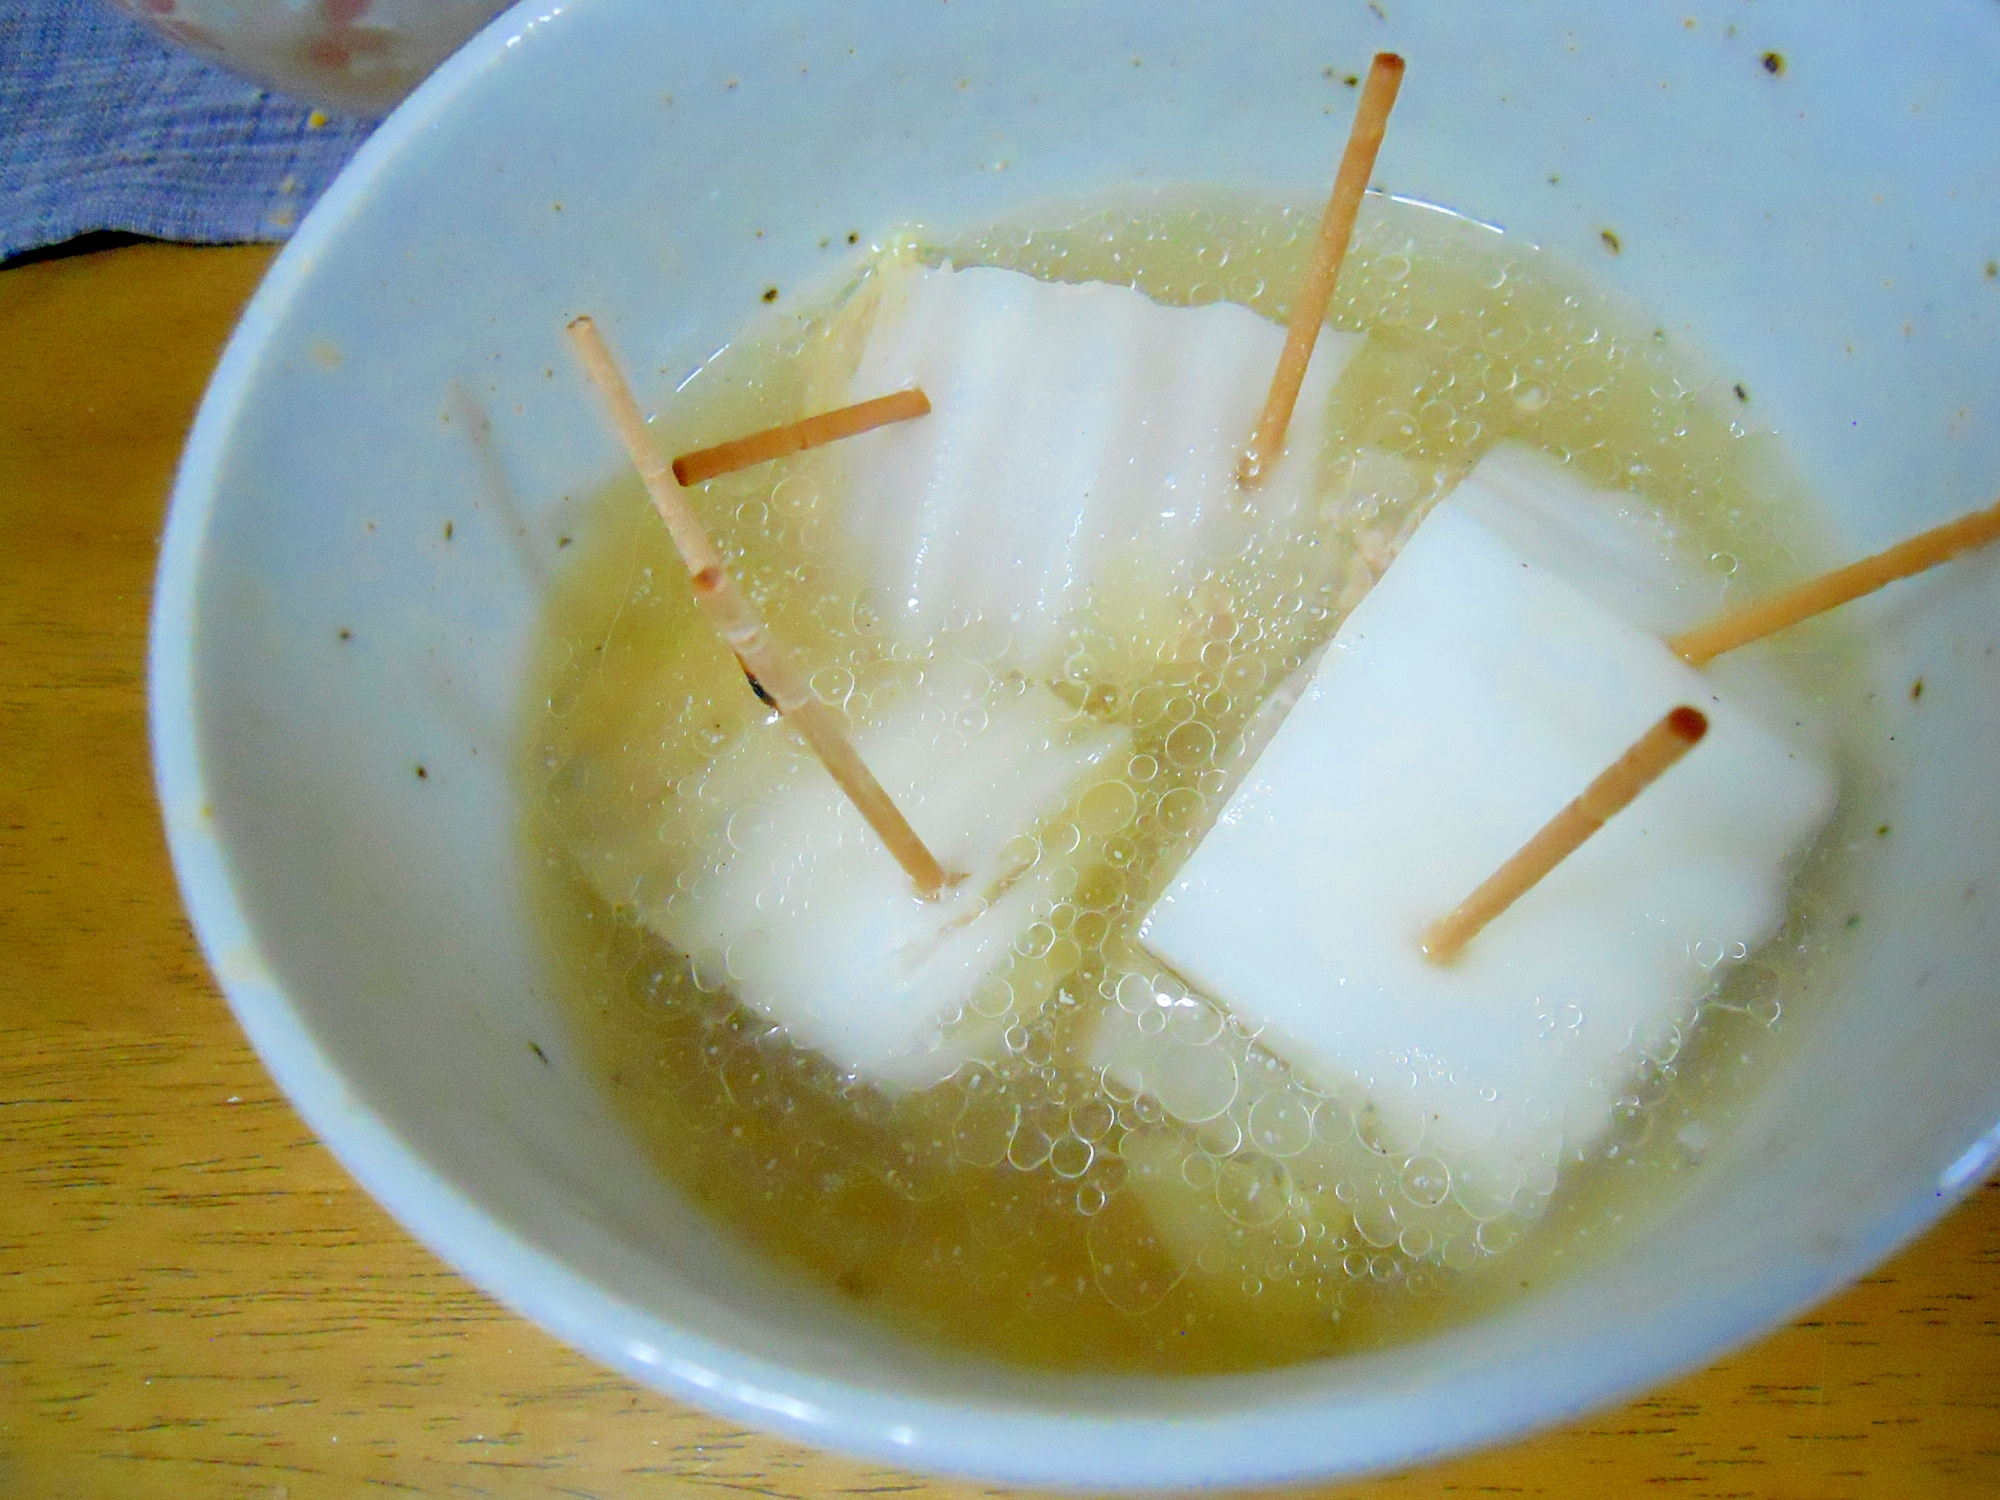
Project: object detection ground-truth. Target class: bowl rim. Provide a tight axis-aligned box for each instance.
[146,0,1995,1486]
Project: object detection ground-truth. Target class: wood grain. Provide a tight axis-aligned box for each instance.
[1,241,1996,1499]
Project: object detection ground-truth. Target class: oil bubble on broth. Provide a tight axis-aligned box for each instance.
[522,192,1886,1374]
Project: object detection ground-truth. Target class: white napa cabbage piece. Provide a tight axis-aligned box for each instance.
[638,662,1129,1088]
[816,258,1363,676]
[1119,447,1835,1260]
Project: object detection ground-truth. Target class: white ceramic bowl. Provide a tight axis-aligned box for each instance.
[152,1,2000,1487]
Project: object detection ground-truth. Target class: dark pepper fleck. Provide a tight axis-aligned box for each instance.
[415,764,428,779]
[1733,382,1749,402]
[743,669,777,708]
[1911,676,1925,700]
[529,1042,551,1065]
[337,627,352,641]
[761,286,779,303]
[1761,51,1785,75]
[1600,229,1621,255]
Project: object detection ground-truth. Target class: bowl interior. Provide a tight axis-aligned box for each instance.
[154,0,2000,1486]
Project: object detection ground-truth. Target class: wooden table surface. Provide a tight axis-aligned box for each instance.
[2,240,1996,1500]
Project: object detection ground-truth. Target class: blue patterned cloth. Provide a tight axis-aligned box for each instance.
[0,0,376,261]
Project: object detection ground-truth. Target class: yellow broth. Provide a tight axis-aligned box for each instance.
[519,193,1885,1373]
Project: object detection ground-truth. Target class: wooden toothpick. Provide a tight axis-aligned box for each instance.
[1668,496,2000,666]
[673,387,931,486]
[565,316,722,575]
[566,316,954,898]
[1238,51,1404,487]
[1421,706,1709,964]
